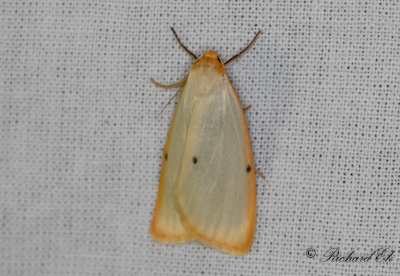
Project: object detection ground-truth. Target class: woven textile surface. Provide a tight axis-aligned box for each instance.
[1,1,399,275]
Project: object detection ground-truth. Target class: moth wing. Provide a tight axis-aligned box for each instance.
[151,79,195,242]
[175,77,256,255]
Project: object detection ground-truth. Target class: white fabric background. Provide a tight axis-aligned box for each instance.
[1,0,399,275]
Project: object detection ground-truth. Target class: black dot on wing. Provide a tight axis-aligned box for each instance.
[165,153,168,160]
[192,156,197,164]
[246,165,251,172]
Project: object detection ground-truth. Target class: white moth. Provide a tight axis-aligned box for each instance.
[150,28,262,255]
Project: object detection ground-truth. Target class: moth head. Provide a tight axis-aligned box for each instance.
[192,50,226,75]
[202,50,224,65]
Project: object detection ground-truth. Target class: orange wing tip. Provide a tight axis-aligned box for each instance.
[152,221,253,255]
[175,198,255,255]
[151,222,194,243]
[203,234,254,256]
[181,216,254,255]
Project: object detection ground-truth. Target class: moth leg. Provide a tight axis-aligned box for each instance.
[149,76,187,89]
[157,85,183,118]
[255,169,266,180]
[243,104,252,112]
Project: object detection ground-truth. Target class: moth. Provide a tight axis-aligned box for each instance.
[150,28,262,255]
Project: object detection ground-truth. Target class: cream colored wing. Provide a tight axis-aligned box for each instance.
[151,71,214,242]
[151,78,195,242]
[175,76,256,255]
